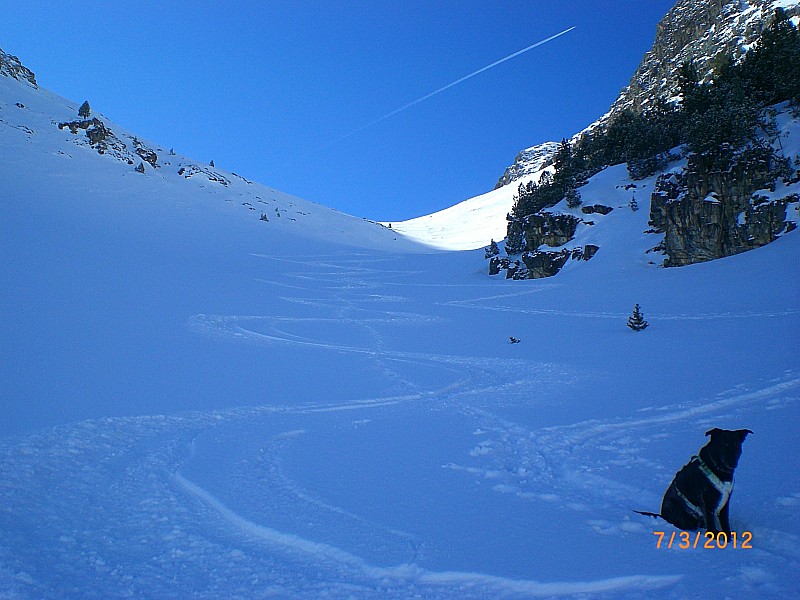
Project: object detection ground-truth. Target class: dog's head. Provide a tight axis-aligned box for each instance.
[703,428,753,471]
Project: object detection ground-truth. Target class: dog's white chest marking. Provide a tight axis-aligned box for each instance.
[696,456,733,531]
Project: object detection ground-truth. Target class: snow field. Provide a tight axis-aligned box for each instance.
[3,235,798,598]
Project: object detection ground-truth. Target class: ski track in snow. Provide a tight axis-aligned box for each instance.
[3,250,798,598]
[445,294,800,320]
[0,406,684,599]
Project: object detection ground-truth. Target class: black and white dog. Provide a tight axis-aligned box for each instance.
[636,428,752,534]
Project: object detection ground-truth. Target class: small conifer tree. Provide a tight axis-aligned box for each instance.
[505,221,525,255]
[627,303,649,331]
[135,162,145,174]
[78,100,91,119]
[484,239,500,259]
[565,186,582,209]
[629,195,639,211]
[209,159,215,167]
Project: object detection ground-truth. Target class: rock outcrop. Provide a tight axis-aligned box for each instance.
[495,142,559,190]
[489,243,601,279]
[519,212,581,250]
[177,164,231,187]
[58,118,136,164]
[490,210,598,278]
[580,204,614,215]
[57,118,160,168]
[608,0,800,119]
[521,249,571,279]
[649,147,798,266]
[0,47,37,87]
[133,138,159,168]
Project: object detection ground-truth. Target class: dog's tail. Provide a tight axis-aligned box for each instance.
[633,510,664,520]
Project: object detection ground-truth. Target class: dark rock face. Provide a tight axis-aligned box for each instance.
[58,118,135,163]
[511,245,600,279]
[58,118,111,147]
[58,118,99,135]
[488,256,506,276]
[491,208,596,278]
[134,138,159,168]
[521,249,571,279]
[649,149,796,266]
[520,212,581,251]
[572,244,600,261]
[489,240,599,279]
[136,147,158,168]
[505,259,524,280]
[580,204,614,215]
[85,120,110,145]
[0,47,37,87]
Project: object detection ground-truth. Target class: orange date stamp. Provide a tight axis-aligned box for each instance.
[653,531,753,549]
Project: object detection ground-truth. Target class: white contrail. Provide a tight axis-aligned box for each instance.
[306,26,576,154]
[362,26,576,130]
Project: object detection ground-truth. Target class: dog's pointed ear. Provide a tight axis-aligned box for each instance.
[705,428,722,437]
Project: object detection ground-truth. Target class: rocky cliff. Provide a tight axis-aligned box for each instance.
[0,47,37,88]
[494,141,559,189]
[496,0,800,190]
[649,142,798,266]
[608,0,800,118]
[487,0,800,279]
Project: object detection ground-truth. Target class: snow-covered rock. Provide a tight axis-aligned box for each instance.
[0,46,37,87]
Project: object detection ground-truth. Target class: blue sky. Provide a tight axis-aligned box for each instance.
[3,1,675,220]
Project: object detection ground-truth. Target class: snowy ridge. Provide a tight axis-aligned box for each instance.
[385,163,554,251]
[494,141,560,190]
[382,184,519,251]
[0,46,36,87]
[0,72,422,254]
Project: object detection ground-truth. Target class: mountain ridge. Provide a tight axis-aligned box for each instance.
[0,46,36,87]
[391,0,800,271]
[496,0,800,191]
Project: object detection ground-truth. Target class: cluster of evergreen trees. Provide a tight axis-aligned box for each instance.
[510,9,800,224]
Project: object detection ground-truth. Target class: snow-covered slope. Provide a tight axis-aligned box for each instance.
[385,146,554,251]
[382,184,518,251]
[2,53,800,599]
[0,70,422,256]
[385,105,800,256]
